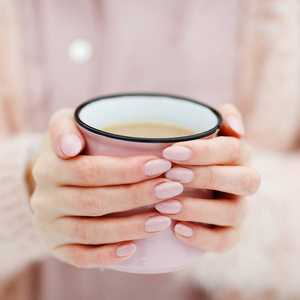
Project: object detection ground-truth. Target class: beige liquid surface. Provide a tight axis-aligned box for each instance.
[102,122,196,138]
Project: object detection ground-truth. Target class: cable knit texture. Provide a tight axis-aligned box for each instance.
[183,150,300,299]
[240,0,300,151]
[0,135,46,292]
[183,1,300,298]
[0,1,46,293]
[0,0,300,299]
[0,0,28,135]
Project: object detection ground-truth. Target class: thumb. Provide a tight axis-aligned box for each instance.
[49,108,85,159]
[216,103,245,138]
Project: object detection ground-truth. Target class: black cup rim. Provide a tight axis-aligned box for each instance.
[74,93,223,144]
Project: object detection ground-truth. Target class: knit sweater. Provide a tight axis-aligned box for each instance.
[1,0,300,299]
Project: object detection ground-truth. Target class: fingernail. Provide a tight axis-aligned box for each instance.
[155,200,182,214]
[116,243,137,257]
[144,216,171,232]
[174,223,194,237]
[165,167,194,184]
[144,159,172,176]
[60,133,82,157]
[154,181,183,200]
[227,116,245,136]
[163,146,191,161]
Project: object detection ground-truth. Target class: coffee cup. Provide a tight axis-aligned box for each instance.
[75,93,222,274]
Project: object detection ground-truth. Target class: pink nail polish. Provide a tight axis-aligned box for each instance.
[165,167,194,183]
[227,116,245,136]
[144,216,171,232]
[163,146,191,161]
[155,200,182,214]
[60,133,82,157]
[154,181,183,200]
[144,159,172,176]
[116,243,137,257]
[174,223,194,237]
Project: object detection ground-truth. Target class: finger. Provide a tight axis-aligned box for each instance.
[33,151,172,186]
[162,136,251,166]
[49,108,85,158]
[155,197,246,226]
[165,165,261,196]
[174,222,239,252]
[32,179,183,218]
[43,213,171,246]
[53,242,137,268]
[217,103,245,137]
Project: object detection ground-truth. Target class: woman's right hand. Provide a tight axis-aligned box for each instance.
[30,109,183,268]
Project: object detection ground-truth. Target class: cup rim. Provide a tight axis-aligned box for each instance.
[74,93,223,144]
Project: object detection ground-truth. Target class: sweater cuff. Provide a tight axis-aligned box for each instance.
[184,149,300,298]
[0,134,47,281]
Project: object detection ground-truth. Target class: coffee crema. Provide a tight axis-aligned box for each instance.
[101,122,196,138]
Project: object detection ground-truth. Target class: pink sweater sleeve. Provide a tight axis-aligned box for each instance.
[0,134,47,286]
[186,148,300,298]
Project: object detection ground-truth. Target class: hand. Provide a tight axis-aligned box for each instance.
[30,109,183,268]
[156,104,260,252]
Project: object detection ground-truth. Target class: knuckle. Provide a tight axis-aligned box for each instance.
[130,184,145,208]
[49,112,60,129]
[32,151,57,183]
[117,157,132,180]
[49,109,62,125]
[73,220,93,244]
[32,155,47,182]
[30,193,41,213]
[30,190,48,215]
[49,108,71,127]
[31,162,40,182]
[229,138,242,164]
[243,169,261,195]
[199,142,211,156]
[77,157,97,185]
[189,199,204,221]
[204,166,217,188]
[112,156,140,183]
[78,190,100,216]
[225,200,242,225]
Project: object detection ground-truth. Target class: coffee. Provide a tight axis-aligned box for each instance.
[102,122,196,138]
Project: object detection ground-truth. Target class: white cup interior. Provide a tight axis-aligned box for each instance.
[78,95,219,137]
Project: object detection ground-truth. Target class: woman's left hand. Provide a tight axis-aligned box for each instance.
[156,104,260,252]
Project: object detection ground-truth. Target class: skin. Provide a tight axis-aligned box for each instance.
[28,104,260,268]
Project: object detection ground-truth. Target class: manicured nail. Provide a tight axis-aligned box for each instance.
[154,181,183,200]
[227,116,245,136]
[174,223,194,237]
[165,167,194,184]
[144,159,172,176]
[116,243,137,257]
[144,216,171,232]
[155,200,182,214]
[60,133,82,157]
[163,146,191,161]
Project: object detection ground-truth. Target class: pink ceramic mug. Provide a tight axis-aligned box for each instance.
[74,93,222,274]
